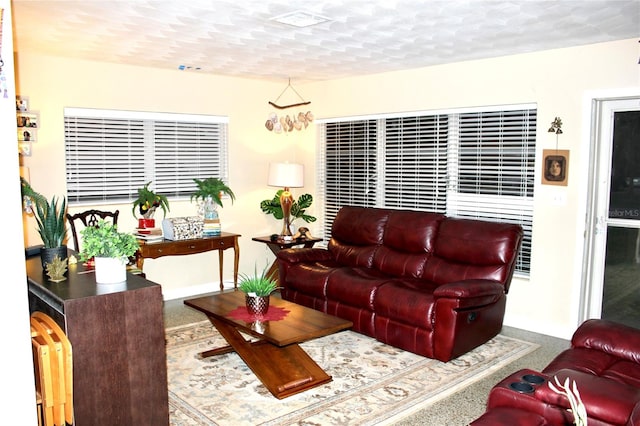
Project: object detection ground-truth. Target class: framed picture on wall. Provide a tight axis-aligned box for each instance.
[542,149,569,186]
[17,112,39,129]
[18,142,32,157]
[16,96,29,112]
[17,128,37,142]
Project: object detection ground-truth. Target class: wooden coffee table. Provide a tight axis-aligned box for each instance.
[184,291,353,399]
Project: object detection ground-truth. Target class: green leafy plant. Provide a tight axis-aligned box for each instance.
[131,181,170,219]
[238,264,279,296]
[260,191,316,224]
[191,177,236,207]
[79,220,139,261]
[20,177,67,248]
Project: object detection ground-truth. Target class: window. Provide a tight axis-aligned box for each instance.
[318,105,536,274]
[64,108,229,205]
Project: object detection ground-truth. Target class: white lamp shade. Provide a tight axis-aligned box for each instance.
[268,162,304,188]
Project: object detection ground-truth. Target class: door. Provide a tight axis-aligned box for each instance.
[584,97,640,328]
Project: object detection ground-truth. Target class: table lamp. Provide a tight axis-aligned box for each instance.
[268,162,304,238]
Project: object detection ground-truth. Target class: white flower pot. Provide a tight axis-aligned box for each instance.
[94,256,127,284]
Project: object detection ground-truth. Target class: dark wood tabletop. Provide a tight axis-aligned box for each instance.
[185,290,352,346]
[184,290,353,399]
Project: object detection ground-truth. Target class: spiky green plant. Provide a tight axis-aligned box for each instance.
[190,177,236,208]
[238,264,278,296]
[20,177,67,248]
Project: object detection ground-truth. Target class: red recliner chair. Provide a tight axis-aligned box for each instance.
[471,319,640,425]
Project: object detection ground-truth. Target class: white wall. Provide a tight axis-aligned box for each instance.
[301,38,640,338]
[15,38,640,339]
[15,52,317,299]
[2,1,38,423]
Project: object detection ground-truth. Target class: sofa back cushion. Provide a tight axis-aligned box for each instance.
[372,209,445,277]
[328,206,522,290]
[424,218,523,292]
[328,206,390,268]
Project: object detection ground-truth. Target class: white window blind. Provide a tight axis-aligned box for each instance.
[318,120,378,237]
[319,105,536,274]
[64,108,229,204]
[447,109,536,272]
[383,115,449,211]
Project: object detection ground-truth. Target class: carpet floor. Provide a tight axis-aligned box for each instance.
[166,320,538,426]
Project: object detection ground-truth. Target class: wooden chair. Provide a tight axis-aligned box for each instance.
[67,209,120,251]
[30,312,73,426]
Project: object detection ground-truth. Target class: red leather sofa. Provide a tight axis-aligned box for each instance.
[471,319,640,425]
[276,206,523,362]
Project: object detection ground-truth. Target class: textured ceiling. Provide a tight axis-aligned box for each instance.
[10,0,640,82]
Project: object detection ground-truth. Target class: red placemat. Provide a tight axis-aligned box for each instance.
[227,305,290,322]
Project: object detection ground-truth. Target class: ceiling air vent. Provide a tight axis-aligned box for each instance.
[270,10,332,28]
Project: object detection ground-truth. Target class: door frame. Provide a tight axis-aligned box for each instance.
[579,88,640,323]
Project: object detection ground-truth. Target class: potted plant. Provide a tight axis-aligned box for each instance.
[191,177,236,207]
[79,220,140,284]
[238,264,279,316]
[191,177,236,221]
[260,191,316,233]
[131,181,170,228]
[20,177,68,268]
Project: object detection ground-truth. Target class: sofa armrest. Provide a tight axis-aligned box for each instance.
[536,369,640,426]
[572,319,640,364]
[277,247,334,264]
[434,279,504,307]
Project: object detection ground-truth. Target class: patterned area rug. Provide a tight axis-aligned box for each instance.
[167,320,538,426]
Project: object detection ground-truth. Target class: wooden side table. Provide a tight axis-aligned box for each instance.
[137,232,241,291]
[252,235,323,283]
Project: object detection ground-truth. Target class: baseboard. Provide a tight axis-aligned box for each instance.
[162,280,236,301]
[504,316,575,341]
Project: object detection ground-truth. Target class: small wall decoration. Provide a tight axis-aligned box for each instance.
[18,128,37,142]
[542,149,569,186]
[18,142,32,156]
[0,9,7,99]
[16,95,39,157]
[16,95,29,112]
[265,79,313,134]
[542,116,568,186]
[17,111,39,129]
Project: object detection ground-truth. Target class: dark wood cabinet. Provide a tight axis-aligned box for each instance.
[27,255,169,425]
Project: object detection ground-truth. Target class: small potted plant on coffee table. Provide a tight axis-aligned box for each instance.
[239,265,279,316]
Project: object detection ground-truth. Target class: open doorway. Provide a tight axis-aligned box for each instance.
[583,97,640,329]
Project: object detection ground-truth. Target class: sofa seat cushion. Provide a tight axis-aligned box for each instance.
[544,348,640,388]
[373,280,438,329]
[325,268,393,309]
[602,360,640,388]
[537,368,640,425]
